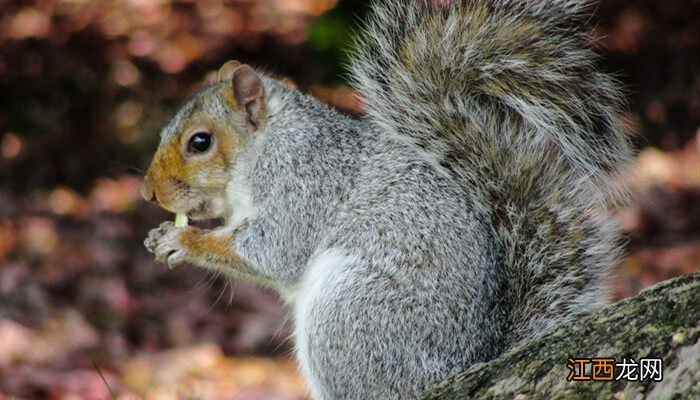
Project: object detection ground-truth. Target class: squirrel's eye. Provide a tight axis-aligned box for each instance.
[188,132,212,153]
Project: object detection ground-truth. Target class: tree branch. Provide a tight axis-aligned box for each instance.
[423,272,700,399]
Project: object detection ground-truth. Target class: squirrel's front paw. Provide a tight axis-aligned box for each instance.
[145,221,193,267]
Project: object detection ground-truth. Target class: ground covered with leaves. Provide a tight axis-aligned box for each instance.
[1,0,698,399]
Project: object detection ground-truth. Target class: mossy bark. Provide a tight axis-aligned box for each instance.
[422,273,700,400]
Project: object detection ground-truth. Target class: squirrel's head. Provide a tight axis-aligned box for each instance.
[141,60,266,220]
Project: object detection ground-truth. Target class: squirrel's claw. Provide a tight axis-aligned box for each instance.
[145,221,188,268]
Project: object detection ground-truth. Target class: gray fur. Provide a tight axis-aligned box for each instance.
[150,1,633,398]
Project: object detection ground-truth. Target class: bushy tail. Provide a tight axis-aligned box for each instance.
[350,0,633,347]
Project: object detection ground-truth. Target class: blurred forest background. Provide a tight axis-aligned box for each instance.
[0,0,698,398]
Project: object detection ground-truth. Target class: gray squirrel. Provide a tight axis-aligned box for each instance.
[141,0,633,398]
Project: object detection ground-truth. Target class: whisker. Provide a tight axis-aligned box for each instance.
[226,277,235,307]
[269,306,295,355]
[205,268,227,314]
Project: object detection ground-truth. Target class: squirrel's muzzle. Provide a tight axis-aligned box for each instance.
[141,175,159,204]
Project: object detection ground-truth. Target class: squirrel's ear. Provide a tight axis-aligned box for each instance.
[216,60,241,81]
[230,65,265,132]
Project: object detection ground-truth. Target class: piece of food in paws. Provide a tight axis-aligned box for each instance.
[174,212,188,227]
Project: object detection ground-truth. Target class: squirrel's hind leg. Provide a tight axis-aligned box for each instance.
[292,248,468,400]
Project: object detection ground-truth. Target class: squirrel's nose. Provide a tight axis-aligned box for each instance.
[141,178,159,204]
